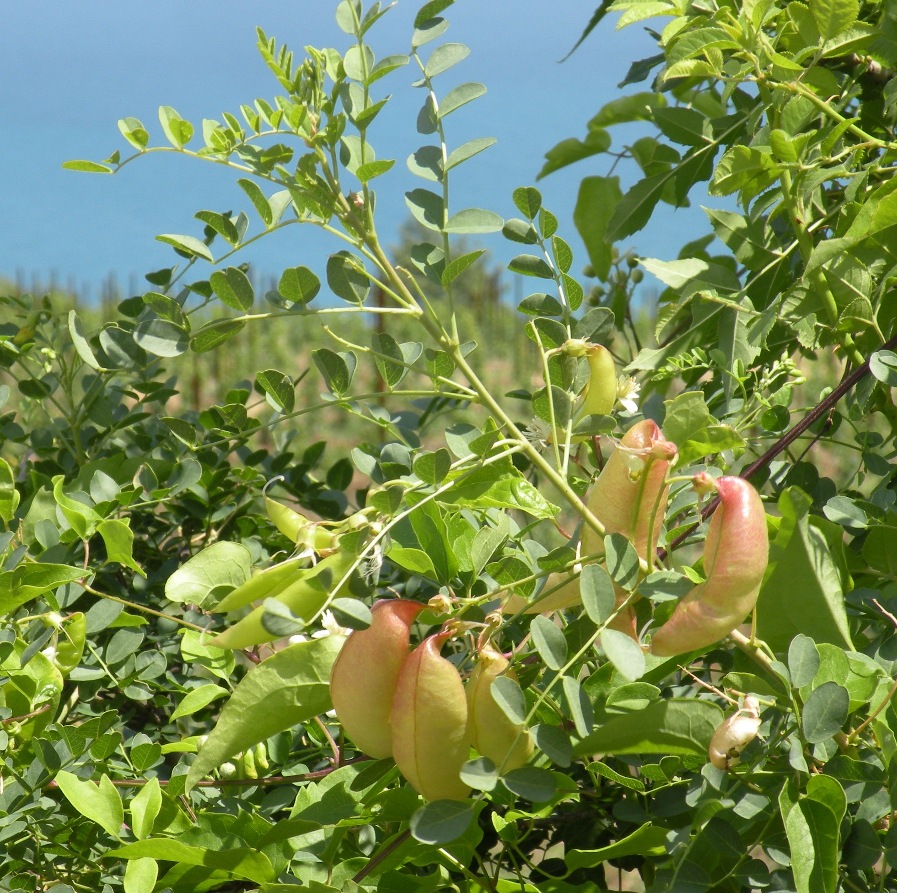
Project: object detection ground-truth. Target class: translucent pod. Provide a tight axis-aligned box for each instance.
[649,477,769,657]
[391,630,471,802]
[329,599,425,759]
[708,696,761,770]
[466,644,533,772]
[531,420,676,635]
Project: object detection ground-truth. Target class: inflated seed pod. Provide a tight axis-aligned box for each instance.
[708,696,761,770]
[391,630,471,802]
[649,476,768,657]
[531,420,676,635]
[580,344,617,418]
[466,644,533,772]
[329,599,425,759]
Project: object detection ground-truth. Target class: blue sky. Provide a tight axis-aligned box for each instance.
[1,1,707,302]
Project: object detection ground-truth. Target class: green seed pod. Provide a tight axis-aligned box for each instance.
[329,599,425,759]
[211,550,357,650]
[265,496,311,544]
[649,477,769,657]
[391,630,471,801]
[581,345,617,418]
[466,644,533,772]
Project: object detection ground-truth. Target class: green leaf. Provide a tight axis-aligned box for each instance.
[788,634,821,688]
[405,188,445,231]
[410,800,475,844]
[424,42,469,77]
[326,251,370,303]
[329,598,372,630]
[195,210,240,245]
[502,767,556,802]
[170,684,229,721]
[156,233,213,262]
[439,82,486,117]
[67,311,105,371]
[445,137,496,171]
[355,159,395,182]
[108,839,275,885]
[442,249,486,286]
[532,724,572,767]
[562,676,593,738]
[513,186,542,219]
[415,0,454,28]
[530,615,567,671]
[802,681,850,743]
[210,267,254,311]
[580,565,615,625]
[124,858,157,893]
[55,771,123,838]
[601,629,646,681]
[445,208,503,234]
[165,541,252,608]
[158,106,193,148]
[129,778,162,840]
[185,636,342,791]
[491,675,527,726]
[606,174,669,241]
[312,347,356,396]
[1,563,86,615]
[508,255,554,279]
[440,464,559,519]
[870,350,897,386]
[604,533,640,590]
[574,176,622,281]
[413,448,452,486]
[0,457,21,524]
[97,519,146,578]
[575,698,724,756]
[256,369,295,413]
[538,129,611,179]
[52,475,100,540]
[63,159,113,173]
[780,784,840,893]
[812,0,859,40]
[566,823,669,870]
[662,391,745,466]
[278,266,320,305]
[190,319,244,353]
[237,177,273,225]
[117,116,148,150]
[756,488,853,651]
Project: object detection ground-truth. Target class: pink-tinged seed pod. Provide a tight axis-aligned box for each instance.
[391,630,471,802]
[466,644,533,772]
[708,696,761,769]
[649,476,769,657]
[329,599,425,759]
[532,421,676,633]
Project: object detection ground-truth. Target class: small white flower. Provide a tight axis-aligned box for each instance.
[616,375,641,416]
[318,609,352,639]
[523,416,552,451]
